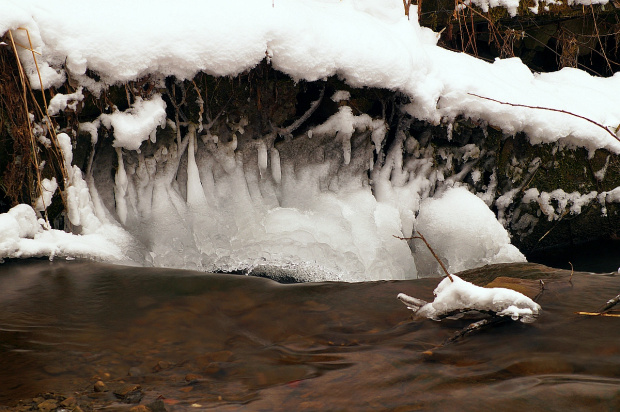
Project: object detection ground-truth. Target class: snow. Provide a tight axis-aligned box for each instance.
[398,274,541,323]
[33,177,58,212]
[47,87,83,116]
[523,188,598,221]
[414,187,526,276]
[0,204,127,262]
[1,0,618,153]
[0,0,617,282]
[99,95,167,150]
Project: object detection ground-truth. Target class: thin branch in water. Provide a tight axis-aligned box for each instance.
[394,231,453,281]
[468,93,620,143]
[444,316,508,344]
[576,311,620,317]
[568,261,574,285]
[598,293,620,313]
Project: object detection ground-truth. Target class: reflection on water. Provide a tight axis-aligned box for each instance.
[0,260,619,411]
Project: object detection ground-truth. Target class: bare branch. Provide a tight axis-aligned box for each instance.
[468,93,620,143]
[277,86,325,137]
[394,231,453,281]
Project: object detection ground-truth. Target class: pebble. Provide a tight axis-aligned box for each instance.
[153,360,170,372]
[128,366,145,377]
[93,380,108,392]
[185,373,203,382]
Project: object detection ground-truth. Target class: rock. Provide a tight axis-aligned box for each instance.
[184,373,202,382]
[59,396,76,407]
[153,360,170,372]
[146,399,168,412]
[484,276,542,299]
[128,366,145,377]
[129,406,151,412]
[93,380,108,392]
[114,384,143,404]
[36,399,58,412]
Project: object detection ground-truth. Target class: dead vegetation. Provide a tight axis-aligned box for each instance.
[0,29,70,221]
[418,0,620,76]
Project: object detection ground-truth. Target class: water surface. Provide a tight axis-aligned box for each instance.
[0,260,619,411]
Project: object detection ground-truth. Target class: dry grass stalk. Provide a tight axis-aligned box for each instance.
[7,30,47,221]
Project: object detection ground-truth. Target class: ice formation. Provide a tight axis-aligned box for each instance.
[0,0,618,281]
[414,187,525,276]
[398,274,541,323]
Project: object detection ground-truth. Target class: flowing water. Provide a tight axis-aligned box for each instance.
[1,259,619,411]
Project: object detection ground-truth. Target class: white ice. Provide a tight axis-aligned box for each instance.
[414,187,526,276]
[0,0,617,281]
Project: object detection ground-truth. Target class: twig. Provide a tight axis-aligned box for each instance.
[468,93,620,143]
[444,316,508,344]
[590,5,614,75]
[394,231,453,281]
[568,261,574,285]
[534,279,545,302]
[576,311,620,317]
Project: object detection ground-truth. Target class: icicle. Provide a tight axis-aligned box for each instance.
[186,124,208,209]
[271,148,281,184]
[371,120,387,154]
[342,135,352,165]
[114,147,128,225]
[257,140,268,178]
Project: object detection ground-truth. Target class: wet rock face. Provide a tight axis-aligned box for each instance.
[396,116,620,254]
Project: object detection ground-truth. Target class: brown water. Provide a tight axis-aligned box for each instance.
[0,260,619,411]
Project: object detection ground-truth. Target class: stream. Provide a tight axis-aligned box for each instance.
[0,259,619,411]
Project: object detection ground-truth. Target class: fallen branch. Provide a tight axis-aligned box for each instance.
[397,274,541,322]
[467,93,620,143]
[597,293,620,313]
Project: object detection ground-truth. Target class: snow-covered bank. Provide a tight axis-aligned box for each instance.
[2,0,619,152]
[0,0,618,280]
